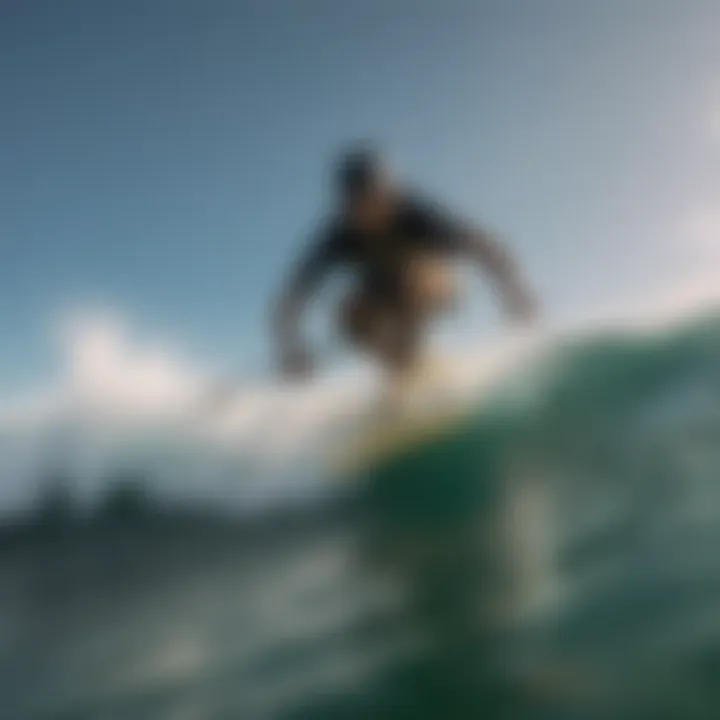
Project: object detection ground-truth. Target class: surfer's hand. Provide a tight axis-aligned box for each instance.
[280,345,314,380]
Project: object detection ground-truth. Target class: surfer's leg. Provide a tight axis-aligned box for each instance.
[340,255,455,368]
[341,258,458,412]
[339,290,416,368]
[390,255,458,387]
[402,253,458,317]
[338,290,422,417]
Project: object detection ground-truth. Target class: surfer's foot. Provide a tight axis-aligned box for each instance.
[384,354,448,409]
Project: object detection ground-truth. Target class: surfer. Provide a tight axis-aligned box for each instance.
[273,146,537,393]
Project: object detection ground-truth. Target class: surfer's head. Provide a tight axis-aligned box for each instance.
[334,144,395,230]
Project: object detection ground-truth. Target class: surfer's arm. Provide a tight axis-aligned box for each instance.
[464,227,537,323]
[412,198,536,323]
[272,235,339,374]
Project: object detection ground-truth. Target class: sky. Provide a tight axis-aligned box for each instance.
[2,0,720,510]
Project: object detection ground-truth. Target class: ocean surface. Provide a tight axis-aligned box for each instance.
[3,313,720,719]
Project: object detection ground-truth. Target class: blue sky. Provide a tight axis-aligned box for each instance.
[2,0,720,394]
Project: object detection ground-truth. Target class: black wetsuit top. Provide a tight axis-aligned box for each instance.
[293,194,474,301]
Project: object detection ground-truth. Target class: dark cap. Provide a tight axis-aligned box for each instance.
[334,145,385,199]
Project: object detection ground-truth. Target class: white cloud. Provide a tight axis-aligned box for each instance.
[57,309,207,418]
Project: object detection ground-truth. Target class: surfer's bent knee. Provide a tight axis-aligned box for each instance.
[404,254,457,316]
[339,292,409,366]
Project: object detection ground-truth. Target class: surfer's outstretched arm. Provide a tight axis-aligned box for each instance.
[465,227,537,323]
[406,197,536,324]
[273,235,339,377]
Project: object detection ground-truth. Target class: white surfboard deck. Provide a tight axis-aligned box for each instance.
[332,356,474,475]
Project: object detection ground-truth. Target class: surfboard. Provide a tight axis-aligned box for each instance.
[335,402,470,474]
[333,356,474,476]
